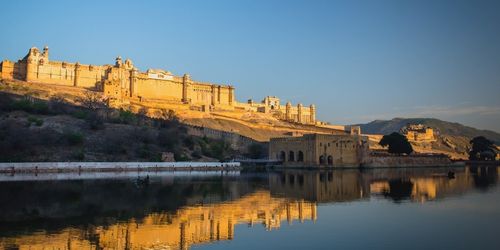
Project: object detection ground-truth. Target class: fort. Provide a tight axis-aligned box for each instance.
[0,46,316,125]
[401,124,436,142]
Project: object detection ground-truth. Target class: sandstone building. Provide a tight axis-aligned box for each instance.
[401,124,436,142]
[0,46,316,125]
[269,132,370,168]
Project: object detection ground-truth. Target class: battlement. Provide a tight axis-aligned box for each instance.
[1,46,316,125]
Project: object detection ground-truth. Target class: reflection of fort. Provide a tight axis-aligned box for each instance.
[269,170,368,203]
[369,166,498,202]
[0,166,498,249]
[0,191,315,250]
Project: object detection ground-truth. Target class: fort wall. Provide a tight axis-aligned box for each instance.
[0,46,316,125]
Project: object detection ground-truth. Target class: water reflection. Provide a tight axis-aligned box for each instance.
[0,166,498,250]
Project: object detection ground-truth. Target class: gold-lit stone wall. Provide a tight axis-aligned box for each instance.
[0,47,319,125]
[269,134,370,167]
[0,191,315,250]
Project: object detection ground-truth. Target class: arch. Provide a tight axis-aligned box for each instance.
[327,155,333,165]
[319,155,325,165]
[279,151,286,161]
[289,151,295,162]
[298,151,304,162]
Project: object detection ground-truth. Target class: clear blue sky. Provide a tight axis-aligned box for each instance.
[1,0,499,132]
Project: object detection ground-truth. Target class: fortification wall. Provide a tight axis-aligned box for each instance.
[135,77,184,101]
[364,155,452,168]
[2,46,316,126]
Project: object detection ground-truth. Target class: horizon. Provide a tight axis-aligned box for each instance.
[1,0,499,132]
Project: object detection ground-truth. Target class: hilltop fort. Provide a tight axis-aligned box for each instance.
[0,46,318,126]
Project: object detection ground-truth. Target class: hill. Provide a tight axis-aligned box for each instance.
[356,118,500,143]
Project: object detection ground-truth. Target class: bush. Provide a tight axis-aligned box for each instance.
[158,128,180,151]
[379,132,413,155]
[64,131,84,145]
[85,112,104,130]
[247,143,265,159]
[116,109,137,124]
[10,99,49,114]
[48,96,68,114]
[72,110,88,119]
[27,116,43,126]
[72,149,85,160]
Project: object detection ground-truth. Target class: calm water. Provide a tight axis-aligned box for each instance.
[0,166,498,250]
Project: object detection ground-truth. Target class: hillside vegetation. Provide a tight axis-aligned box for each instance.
[0,92,262,162]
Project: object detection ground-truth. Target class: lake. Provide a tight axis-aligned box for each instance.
[0,166,498,250]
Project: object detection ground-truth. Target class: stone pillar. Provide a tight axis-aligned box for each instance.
[297,103,303,123]
[228,86,235,105]
[129,69,137,97]
[74,62,81,87]
[285,102,292,121]
[310,104,316,124]
[211,85,217,105]
[217,85,221,103]
[182,74,191,104]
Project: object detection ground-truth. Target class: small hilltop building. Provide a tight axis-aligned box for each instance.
[401,124,436,142]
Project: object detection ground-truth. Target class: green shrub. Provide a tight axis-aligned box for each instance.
[11,99,32,111]
[72,110,88,119]
[27,116,43,126]
[72,149,85,160]
[85,112,104,130]
[10,99,49,114]
[117,109,137,124]
[65,131,84,145]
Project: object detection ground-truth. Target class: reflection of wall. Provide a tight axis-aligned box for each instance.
[0,191,316,250]
[369,168,476,202]
[269,171,367,202]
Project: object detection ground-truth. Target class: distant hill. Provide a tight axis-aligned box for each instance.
[355,118,500,143]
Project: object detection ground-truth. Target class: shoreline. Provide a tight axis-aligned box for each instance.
[0,162,241,174]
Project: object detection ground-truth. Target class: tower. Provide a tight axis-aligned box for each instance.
[42,45,49,59]
[297,103,303,123]
[25,47,39,82]
[74,62,81,87]
[182,74,191,103]
[309,104,316,124]
[285,102,292,121]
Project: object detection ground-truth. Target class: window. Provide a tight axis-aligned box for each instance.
[289,151,295,161]
[298,151,304,162]
[319,155,325,165]
[279,151,286,161]
[327,155,333,165]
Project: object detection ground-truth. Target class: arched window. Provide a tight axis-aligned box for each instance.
[327,155,333,165]
[289,151,295,161]
[319,155,325,165]
[298,151,304,162]
[279,151,286,161]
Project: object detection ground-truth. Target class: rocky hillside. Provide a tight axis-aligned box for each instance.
[0,92,265,162]
[355,118,500,160]
[356,118,500,143]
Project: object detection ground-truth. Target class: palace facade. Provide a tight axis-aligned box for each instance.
[0,46,317,125]
[269,129,370,168]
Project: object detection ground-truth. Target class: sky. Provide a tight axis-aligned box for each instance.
[1,0,499,132]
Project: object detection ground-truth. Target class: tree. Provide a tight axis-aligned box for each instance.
[469,136,497,161]
[77,91,108,110]
[379,132,413,155]
[247,143,265,159]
